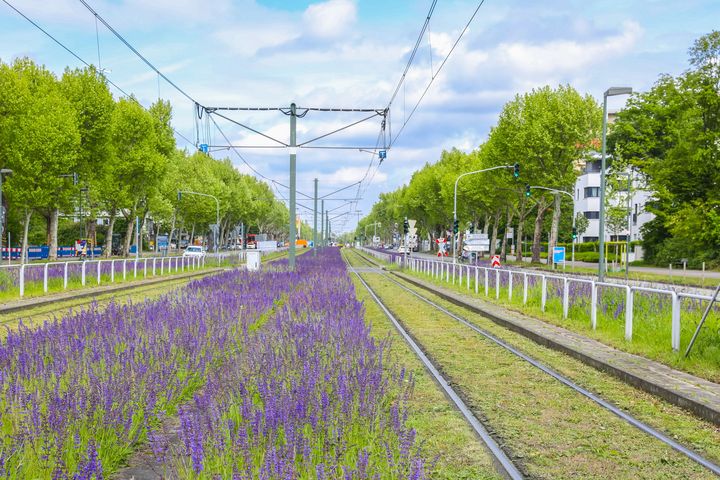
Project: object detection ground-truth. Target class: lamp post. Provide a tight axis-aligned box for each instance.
[0,169,12,258]
[178,190,220,262]
[364,222,381,245]
[529,186,576,268]
[453,164,518,265]
[598,86,632,281]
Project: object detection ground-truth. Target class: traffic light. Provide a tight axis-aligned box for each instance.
[453,219,459,234]
[572,227,578,240]
[403,218,409,235]
[525,184,531,197]
[177,191,182,202]
[513,163,520,178]
[469,223,475,233]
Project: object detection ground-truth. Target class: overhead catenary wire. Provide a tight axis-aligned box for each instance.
[0,0,195,149]
[77,0,199,106]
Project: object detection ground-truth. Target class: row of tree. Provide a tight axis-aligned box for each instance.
[358,31,719,268]
[0,58,290,260]
[357,84,601,262]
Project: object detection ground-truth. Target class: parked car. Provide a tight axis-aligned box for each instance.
[397,245,410,254]
[182,245,206,258]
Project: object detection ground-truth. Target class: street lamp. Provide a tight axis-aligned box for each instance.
[598,86,632,281]
[528,186,576,268]
[453,164,518,264]
[0,169,12,257]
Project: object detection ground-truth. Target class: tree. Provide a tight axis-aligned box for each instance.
[609,31,720,267]
[0,59,80,262]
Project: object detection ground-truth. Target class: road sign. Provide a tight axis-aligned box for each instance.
[464,233,490,252]
[199,143,209,153]
[491,255,501,267]
[553,246,566,264]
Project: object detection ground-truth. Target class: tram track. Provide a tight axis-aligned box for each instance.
[347,248,720,478]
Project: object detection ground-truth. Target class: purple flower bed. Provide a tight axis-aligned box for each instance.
[0,249,429,479]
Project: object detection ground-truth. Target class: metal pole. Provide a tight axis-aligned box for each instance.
[571,210,576,269]
[215,198,220,264]
[625,172,631,281]
[313,178,318,256]
[320,199,325,246]
[453,177,459,265]
[289,103,297,269]
[0,174,3,256]
[135,216,140,260]
[598,93,610,281]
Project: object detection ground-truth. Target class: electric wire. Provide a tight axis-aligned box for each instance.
[77,0,199,105]
[0,0,195,148]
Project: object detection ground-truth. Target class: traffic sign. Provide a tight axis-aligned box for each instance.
[491,255,501,267]
[553,246,566,264]
[199,143,209,153]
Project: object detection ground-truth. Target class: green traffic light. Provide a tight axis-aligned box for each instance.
[525,184,531,197]
[513,163,520,178]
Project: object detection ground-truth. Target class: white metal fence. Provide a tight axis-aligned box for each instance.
[359,247,716,352]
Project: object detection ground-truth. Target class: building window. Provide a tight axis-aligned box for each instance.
[585,160,602,173]
[584,187,600,198]
[584,211,600,219]
[583,236,599,242]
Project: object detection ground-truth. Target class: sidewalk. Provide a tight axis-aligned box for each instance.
[395,270,720,426]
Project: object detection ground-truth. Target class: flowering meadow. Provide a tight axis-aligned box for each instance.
[0,249,430,478]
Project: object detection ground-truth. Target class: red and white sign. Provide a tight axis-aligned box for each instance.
[435,238,448,256]
[491,255,501,268]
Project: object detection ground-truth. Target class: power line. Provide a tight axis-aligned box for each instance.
[390,0,487,147]
[1,0,195,148]
[77,0,199,105]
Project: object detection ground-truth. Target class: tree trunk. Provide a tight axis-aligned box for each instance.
[48,208,59,261]
[482,214,490,234]
[531,202,551,263]
[489,210,500,256]
[548,194,562,264]
[21,209,32,265]
[169,213,177,254]
[500,207,513,262]
[123,209,136,257]
[189,223,196,245]
[87,219,96,255]
[104,210,117,258]
[515,201,528,262]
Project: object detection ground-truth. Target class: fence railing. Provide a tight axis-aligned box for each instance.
[359,247,715,352]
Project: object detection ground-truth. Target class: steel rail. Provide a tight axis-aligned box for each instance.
[351,250,720,476]
[346,258,524,480]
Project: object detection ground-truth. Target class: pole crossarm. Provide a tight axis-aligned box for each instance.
[529,186,574,200]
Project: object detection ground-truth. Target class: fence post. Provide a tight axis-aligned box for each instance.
[43,264,49,293]
[562,278,569,319]
[19,264,25,297]
[671,292,681,351]
[523,272,528,305]
[475,267,479,294]
[484,268,489,297]
[508,271,513,301]
[64,262,69,290]
[495,269,500,299]
[144,258,148,278]
[97,260,102,285]
[625,286,634,341]
[111,260,115,283]
[591,282,597,329]
[459,264,463,285]
[152,258,156,276]
[446,263,450,283]
[541,275,547,312]
[133,259,137,278]
[81,261,86,286]
[452,264,456,285]
[123,259,127,280]
[467,266,470,290]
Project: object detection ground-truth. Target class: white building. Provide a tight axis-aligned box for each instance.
[573,155,654,243]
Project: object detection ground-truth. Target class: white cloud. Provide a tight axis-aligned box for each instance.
[495,21,643,75]
[321,166,387,185]
[302,0,357,39]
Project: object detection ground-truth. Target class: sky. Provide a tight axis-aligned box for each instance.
[0,0,717,233]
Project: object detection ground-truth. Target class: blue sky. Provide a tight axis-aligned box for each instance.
[1,0,718,232]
